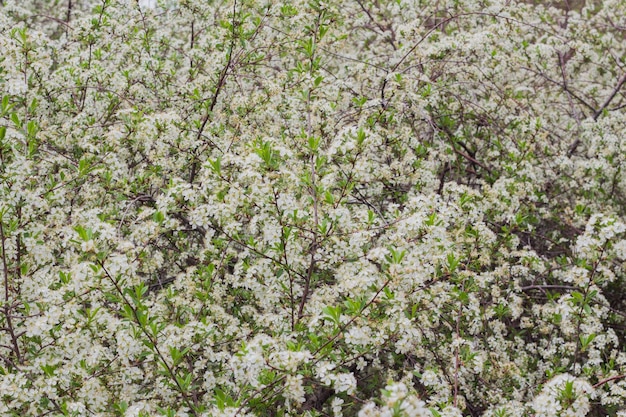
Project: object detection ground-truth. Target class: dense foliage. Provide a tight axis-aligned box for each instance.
[2,0,626,415]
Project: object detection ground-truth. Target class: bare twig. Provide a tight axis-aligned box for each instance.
[520,284,577,291]
[593,73,626,120]
[98,260,199,415]
[189,0,238,183]
[66,0,72,24]
[593,374,626,389]
[0,219,22,365]
[569,72,626,155]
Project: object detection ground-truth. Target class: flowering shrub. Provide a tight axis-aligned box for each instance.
[2,0,626,415]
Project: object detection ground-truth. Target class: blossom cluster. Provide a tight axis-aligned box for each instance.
[1,0,626,416]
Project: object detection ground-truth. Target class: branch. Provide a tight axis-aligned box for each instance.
[66,0,72,24]
[189,0,238,183]
[593,72,626,120]
[520,66,596,114]
[0,220,22,365]
[569,72,626,155]
[593,374,626,389]
[520,284,577,291]
[438,120,493,174]
[98,260,199,415]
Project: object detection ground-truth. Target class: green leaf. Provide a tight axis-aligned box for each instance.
[78,156,95,177]
[176,372,193,392]
[29,97,38,113]
[113,401,129,415]
[356,128,366,145]
[352,96,367,107]
[430,408,442,417]
[254,139,280,170]
[385,246,406,265]
[307,135,321,152]
[322,305,342,327]
[446,253,460,272]
[40,363,58,377]
[59,271,72,284]
[324,190,334,204]
[344,296,366,315]
[0,96,11,115]
[74,225,93,241]
[153,211,165,223]
[579,333,596,351]
[213,388,238,411]
[10,112,21,128]
[208,157,222,176]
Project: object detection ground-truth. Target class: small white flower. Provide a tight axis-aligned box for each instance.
[332,372,357,395]
[284,374,306,404]
[331,397,344,417]
[81,239,96,253]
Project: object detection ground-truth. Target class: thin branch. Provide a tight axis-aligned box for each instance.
[520,66,596,113]
[297,11,322,325]
[98,260,199,415]
[394,11,569,74]
[0,219,22,364]
[189,0,238,183]
[569,72,626,155]
[31,14,74,30]
[66,0,72,25]
[453,296,462,409]
[593,374,626,389]
[593,72,626,120]
[520,284,577,291]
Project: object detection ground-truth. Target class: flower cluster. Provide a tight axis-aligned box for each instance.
[2,0,626,416]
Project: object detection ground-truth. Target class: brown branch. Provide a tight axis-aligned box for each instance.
[0,219,22,365]
[31,14,74,30]
[296,247,317,321]
[98,260,199,415]
[394,11,568,74]
[520,66,596,114]
[453,297,462,409]
[310,274,393,362]
[593,73,626,120]
[189,0,238,183]
[66,0,72,24]
[438,121,492,174]
[593,374,626,389]
[569,72,626,155]
[520,284,577,291]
